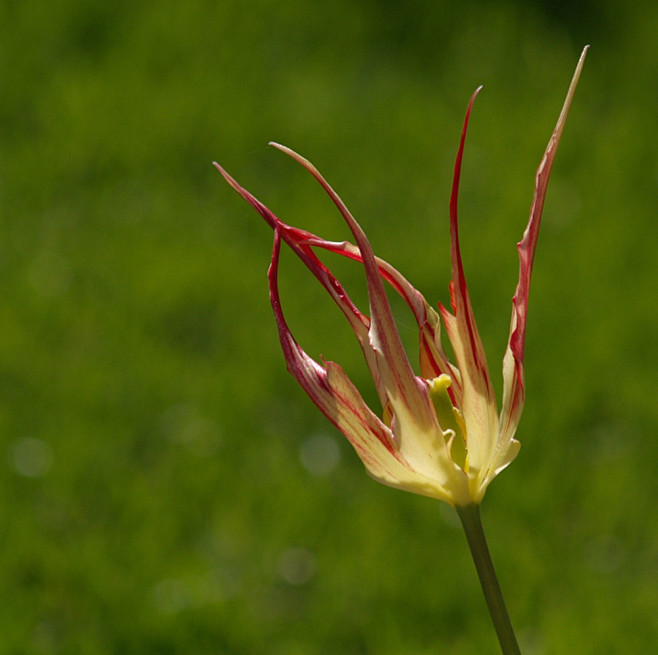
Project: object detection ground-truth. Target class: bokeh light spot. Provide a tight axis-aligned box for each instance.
[299,433,340,476]
[10,438,53,478]
[277,547,316,586]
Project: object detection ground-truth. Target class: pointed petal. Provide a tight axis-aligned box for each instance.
[499,46,589,447]
[269,143,441,439]
[442,87,500,481]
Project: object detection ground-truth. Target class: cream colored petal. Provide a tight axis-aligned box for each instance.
[325,362,470,505]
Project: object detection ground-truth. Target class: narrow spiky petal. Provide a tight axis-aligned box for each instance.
[439,86,500,486]
[269,144,444,452]
[497,46,589,455]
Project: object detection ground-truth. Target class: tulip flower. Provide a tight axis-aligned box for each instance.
[216,49,587,509]
[216,47,587,654]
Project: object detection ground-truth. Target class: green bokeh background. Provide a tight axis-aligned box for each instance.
[2,1,657,653]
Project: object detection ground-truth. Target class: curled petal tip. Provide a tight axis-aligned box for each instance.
[269,141,294,157]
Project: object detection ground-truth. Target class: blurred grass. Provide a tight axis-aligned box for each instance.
[1,0,658,653]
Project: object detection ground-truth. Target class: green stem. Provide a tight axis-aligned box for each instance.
[456,503,521,655]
